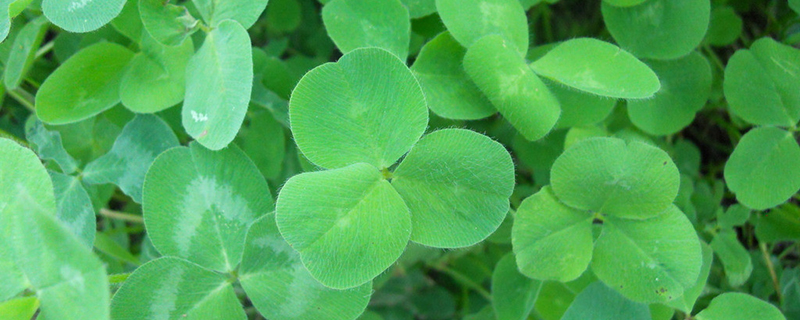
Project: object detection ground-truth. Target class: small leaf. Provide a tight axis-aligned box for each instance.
[139,0,199,46]
[392,129,515,248]
[322,0,410,60]
[0,297,39,320]
[182,19,253,150]
[83,115,179,203]
[120,32,194,113]
[491,253,543,320]
[601,0,710,60]
[547,81,616,129]
[276,163,411,289]
[43,0,126,33]
[25,116,79,174]
[50,171,95,247]
[591,206,702,304]
[710,231,753,287]
[191,0,268,28]
[561,282,651,320]
[240,111,286,180]
[724,127,800,210]
[110,0,144,42]
[463,34,560,141]
[143,143,272,272]
[436,0,529,55]
[110,257,246,320]
[36,42,135,125]
[705,6,743,47]
[4,16,48,90]
[550,137,680,219]
[511,187,594,282]
[755,204,800,242]
[628,51,712,135]
[530,38,660,99]
[239,215,371,320]
[723,38,800,127]
[718,204,750,229]
[94,232,140,266]
[411,31,495,120]
[695,293,786,320]
[290,48,427,170]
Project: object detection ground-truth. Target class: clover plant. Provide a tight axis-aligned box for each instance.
[0,0,799,319]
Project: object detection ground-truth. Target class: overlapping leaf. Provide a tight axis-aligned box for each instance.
[43,0,126,33]
[436,0,529,55]
[322,0,410,60]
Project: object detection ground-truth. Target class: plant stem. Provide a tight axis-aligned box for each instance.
[35,41,54,60]
[7,88,36,112]
[432,265,492,301]
[759,242,783,303]
[108,273,131,285]
[99,208,144,224]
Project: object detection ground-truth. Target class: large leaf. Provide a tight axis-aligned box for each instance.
[143,143,272,272]
[561,282,651,320]
[724,127,800,210]
[120,32,194,113]
[139,0,200,46]
[36,42,135,125]
[322,0,410,60]
[276,163,411,289]
[290,48,427,170]
[512,187,594,282]
[695,293,785,320]
[83,115,179,203]
[530,38,660,99]
[4,16,48,90]
[110,257,246,320]
[392,129,514,248]
[0,138,56,216]
[43,0,126,33]
[436,0,528,55]
[464,34,560,141]
[491,253,543,320]
[723,38,800,127]
[550,137,680,219]
[591,206,702,303]
[411,31,495,120]
[628,51,712,135]
[183,19,253,150]
[239,215,371,320]
[191,0,268,28]
[602,0,710,60]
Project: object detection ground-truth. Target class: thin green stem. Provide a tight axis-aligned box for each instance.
[7,88,36,112]
[432,265,492,301]
[759,242,783,303]
[35,41,54,60]
[99,208,144,224]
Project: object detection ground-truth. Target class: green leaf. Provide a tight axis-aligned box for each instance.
[36,42,135,125]
[110,257,246,320]
[191,0,268,28]
[0,0,11,42]
[0,141,109,320]
[139,0,200,46]
[792,0,800,15]
[276,162,411,289]
[601,0,710,60]
[436,0,529,55]
[724,127,800,210]
[755,204,800,242]
[239,215,371,320]
[547,81,616,129]
[182,19,253,150]
[0,239,27,302]
[265,0,302,34]
[120,32,194,113]
[94,232,140,266]
[411,31,495,120]
[723,38,800,127]
[695,293,786,320]
[0,297,39,320]
[512,187,594,282]
[290,48,427,169]
[491,253,543,320]
[4,16,47,90]
[43,0,126,33]
[240,111,286,180]
[110,0,144,42]
[143,143,272,272]
[50,171,95,247]
[392,129,514,247]
[83,115,179,203]
[665,242,713,313]
[710,230,752,287]
[550,137,680,219]
[322,0,410,60]
[561,281,651,320]
[25,117,79,174]
[512,129,566,175]
[781,268,800,319]
[602,0,647,7]
[591,206,702,304]
[402,0,436,18]
[705,6,742,47]
[628,51,712,135]
[530,38,660,99]
[463,35,560,141]
[718,204,750,229]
